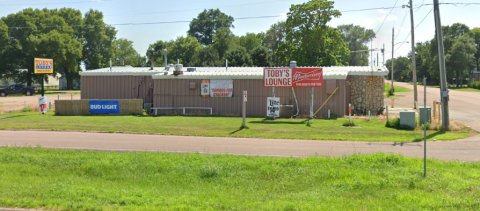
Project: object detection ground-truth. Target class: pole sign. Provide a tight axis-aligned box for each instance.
[243,91,247,102]
[89,101,120,114]
[264,67,323,88]
[39,96,48,114]
[266,97,280,117]
[34,58,54,74]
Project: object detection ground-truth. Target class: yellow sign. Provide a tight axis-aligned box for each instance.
[34,58,53,74]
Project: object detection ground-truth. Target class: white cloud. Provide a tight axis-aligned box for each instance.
[378,15,398,22]
[278,13,288,21]
[377,9,388,14]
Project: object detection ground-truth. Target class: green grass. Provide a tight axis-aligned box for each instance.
[384,83,413,94]
[0,111,474,142]
[409,84,480,92]
[0,147,480,210]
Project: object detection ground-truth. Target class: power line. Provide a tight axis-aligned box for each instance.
[395,10,409,38]
[106,0,289,17]
[375,0,399,36]
[394,6,433,52]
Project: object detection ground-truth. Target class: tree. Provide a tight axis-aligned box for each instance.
[470,28,480,71]
[188,9,234,46]
[239,33,262,53]
[82,9,117,70]
[225,47,252,67]
[385,56,410,82]
[279,0,349,66]
[193,45,221,67]
[168,36,202,66]
[445,34,476,86]
[264,21,286,66]
[251,46,270,67]
[337,24,375,66]
[147,40,172,67]
[213,27,238,59]
[113,38,141,66]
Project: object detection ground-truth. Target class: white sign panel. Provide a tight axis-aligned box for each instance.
[243,91,247,102]
[39,96,48,114]
[266,97,280,117]
[210,79,233,97]
[264,68,292,87]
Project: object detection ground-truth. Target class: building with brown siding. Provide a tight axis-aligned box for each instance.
[80,66,389,118]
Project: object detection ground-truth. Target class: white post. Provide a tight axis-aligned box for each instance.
[386,106,389,121]
[328,109,330,119]
[243,90,247,127]
[349,103,352,124]
[369,110,371,121]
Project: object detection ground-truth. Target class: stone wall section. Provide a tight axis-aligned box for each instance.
[350,76,384,115]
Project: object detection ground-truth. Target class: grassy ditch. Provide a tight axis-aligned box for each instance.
[0,111,475,142]
[0,147,479,211]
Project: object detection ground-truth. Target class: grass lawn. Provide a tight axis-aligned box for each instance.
[384,83,413,93]
[0,147,479,210]
[0,111,475,142]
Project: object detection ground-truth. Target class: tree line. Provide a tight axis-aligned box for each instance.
[0,0,402,89]
[387,23,480,86]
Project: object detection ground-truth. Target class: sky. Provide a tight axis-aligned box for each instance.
[1,0,480,66]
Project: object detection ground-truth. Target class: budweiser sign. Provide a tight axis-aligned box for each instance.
[264,67,323,88]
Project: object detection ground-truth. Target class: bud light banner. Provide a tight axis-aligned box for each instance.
[264,67,323,88]
[89,101,120,114]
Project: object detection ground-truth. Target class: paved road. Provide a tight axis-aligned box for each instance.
[1,130,479,162]
[385,80,480,131]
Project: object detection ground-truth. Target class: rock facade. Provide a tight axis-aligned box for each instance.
[350,76,384,115]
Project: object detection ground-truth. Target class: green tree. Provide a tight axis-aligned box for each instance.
[193,45,221,67]
[168,36,202,66]
[213,28,238,59]
[470,28,480,71]
[113,38,140,66]
[239,33,262,53]
[337,24,375,66]
[147,40,172,67]
[225,47,252,67]
[188,9,234,46]
[445,34,476,86]
[82,9,117,70]
[385,56,410,82]
[279,0,349,66]
[251,46,270,67]
[264,21,286,66]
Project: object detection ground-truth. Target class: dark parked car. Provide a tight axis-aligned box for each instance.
[0,84,38,97]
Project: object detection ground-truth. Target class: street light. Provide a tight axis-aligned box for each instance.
[390,40,409,95]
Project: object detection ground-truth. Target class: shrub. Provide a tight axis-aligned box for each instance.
[385,118,400,128]
[342,119,356,127]
[21,107,33,112]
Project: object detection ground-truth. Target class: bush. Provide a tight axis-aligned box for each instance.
[21,107,33,112]
[342,119,356,127]
[468,81,480,89]
[385,118,414,130]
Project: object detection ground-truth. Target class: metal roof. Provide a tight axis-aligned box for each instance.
[79,66,165,76]
[152,66,389,80]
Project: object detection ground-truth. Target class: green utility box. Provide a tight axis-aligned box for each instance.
[399,111,416,129]
[419,107,432,125]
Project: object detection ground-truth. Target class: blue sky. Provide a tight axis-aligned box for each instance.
[1,0,480,65]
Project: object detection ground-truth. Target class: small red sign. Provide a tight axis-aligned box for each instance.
[292,68,323,88]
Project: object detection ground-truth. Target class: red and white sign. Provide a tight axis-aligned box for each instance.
[263,67,323,88]
[39,96,48,114]
[264,68,292,87]
[210,79,233,97]
[243,90,247,102]
[292,68,323,88]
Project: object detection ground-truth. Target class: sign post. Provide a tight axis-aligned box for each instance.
[34,58,53,114]
[242,90,247,127]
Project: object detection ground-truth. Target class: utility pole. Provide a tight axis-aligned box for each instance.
[409,0,418,109]
[391,28,394,94]
[377,53,379,66]
[433,0,449,130]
